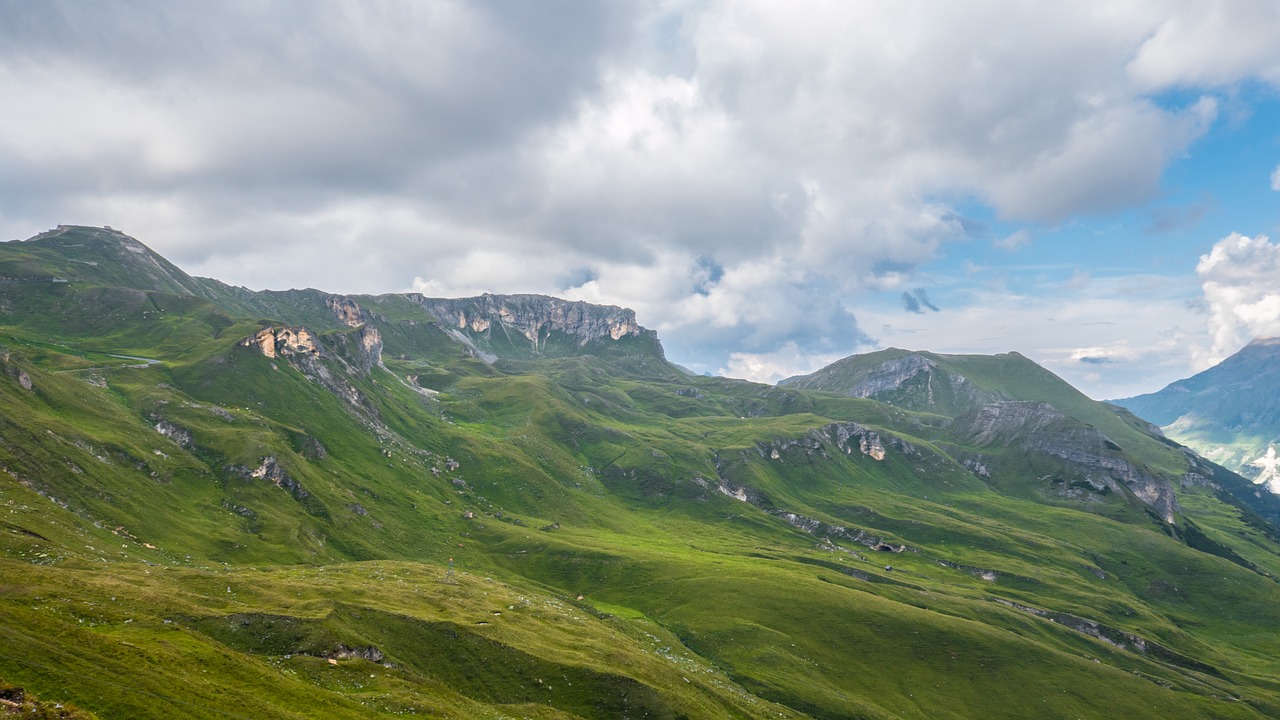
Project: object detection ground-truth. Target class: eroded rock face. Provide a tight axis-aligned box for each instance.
[756,422,917,471]
[326,296,365,328]
[358,325,382,369]
[411,293,644,350]
[154,420,193,449]
[846,353,938,398]
[954,400,1181,522]
[960,401,1069,447]
[232,456,310,501]
[241,327,320,358]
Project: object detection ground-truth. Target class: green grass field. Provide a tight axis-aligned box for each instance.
[3,227,1280,718]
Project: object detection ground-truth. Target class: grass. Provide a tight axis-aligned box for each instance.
[4,231,1280,718]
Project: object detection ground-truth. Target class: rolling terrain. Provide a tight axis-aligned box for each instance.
[2,226,1280,719]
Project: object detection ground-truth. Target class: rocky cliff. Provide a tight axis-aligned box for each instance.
[951,400,1180,522]
[410,293,651,356]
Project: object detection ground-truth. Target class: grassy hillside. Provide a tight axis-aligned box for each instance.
[3,229,1280,718]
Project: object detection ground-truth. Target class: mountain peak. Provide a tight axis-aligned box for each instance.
[1114,336,1280,484]
[1246,336,1280,348]
[6,225,202,296]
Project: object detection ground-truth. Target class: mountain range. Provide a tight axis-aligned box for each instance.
[2,225,1280,719]
[1114,338,1280,494]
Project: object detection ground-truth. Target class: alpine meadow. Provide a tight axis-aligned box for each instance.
[5,3,1280,718]
[4,226,1280,718]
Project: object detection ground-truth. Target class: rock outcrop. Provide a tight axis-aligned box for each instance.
[758,422,915,464]
[953,401,1181,522]
[240,327,320,358]
[326,296,366,328]
[411,293,645,352]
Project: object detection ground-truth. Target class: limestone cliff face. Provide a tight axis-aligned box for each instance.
[410,293,645,352]
[240,327,320,358]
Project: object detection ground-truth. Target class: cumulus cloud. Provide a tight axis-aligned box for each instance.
[718,342,853,386]
[1127,2,1280,90]
[3,2,1280,378]
[1195,233,1280,366]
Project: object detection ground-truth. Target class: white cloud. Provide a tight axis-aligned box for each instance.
[1195,233,1280,367]
[3,2,1280,377]
[994,230,1032,251]
[1127,2,1280,90]
[857,272,1203,399]
[1271,165,1280,191]
[718,342,852,385]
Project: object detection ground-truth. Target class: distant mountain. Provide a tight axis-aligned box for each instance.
[5,227,1280,718]
[782,347,1280,526]
[1113,337,1280,492]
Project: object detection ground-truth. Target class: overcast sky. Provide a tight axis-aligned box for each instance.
[3,1,1280,398]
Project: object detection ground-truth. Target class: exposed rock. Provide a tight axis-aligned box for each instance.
[990,597,1221,676]
[759,422,913,464]
[844,353,938,398]
[329,645,385,663]
[954,401,1181,523]
[774,510,915,554]
[154,420,194,449]
[326,296,365,327]
[357,324,382,371]
[959,401,1069,447]
[232,457,311,501]
[240,326,320,358]
[411,293,645,351]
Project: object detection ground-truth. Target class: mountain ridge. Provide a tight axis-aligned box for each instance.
[4,226,1280,718]
[1113,336,1280,488]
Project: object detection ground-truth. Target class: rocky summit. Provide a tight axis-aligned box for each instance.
[3,227,1280,719]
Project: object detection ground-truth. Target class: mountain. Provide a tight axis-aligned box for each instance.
[4,227,1280,719]
[1113,337,1280,492]
[782,347,1280,526]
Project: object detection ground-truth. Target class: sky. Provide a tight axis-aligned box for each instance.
[2,1,1279,399]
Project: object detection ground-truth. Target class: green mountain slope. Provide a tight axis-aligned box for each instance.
[2,227,1280,719]
[1114,337,1280,489]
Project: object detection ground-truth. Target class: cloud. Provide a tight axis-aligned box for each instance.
[2,2,1280,378]
[994,229,1032,251]
[901,289,939,314]
[1143,200,1212,235]
[1127,3,1280,90]
[1272,165,1280,191]
[860,271,1203,399]
[1195,232,1280,366]
[717,342,853,385]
